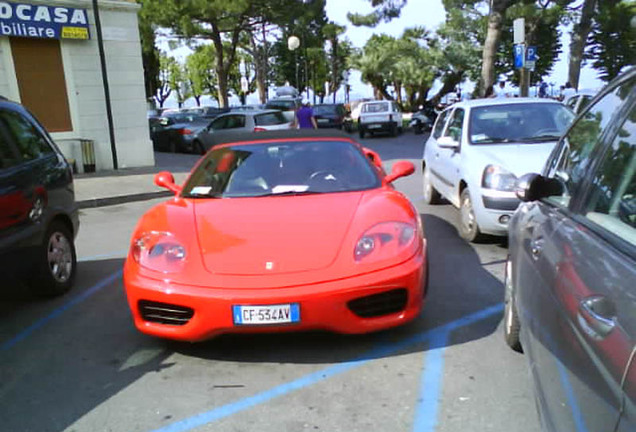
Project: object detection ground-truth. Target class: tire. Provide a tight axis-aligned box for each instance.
[459,188,484,242]
[168,139,177,153]
[504,257,523,352]
[414,124,423,135]
[359,128,365,139]
[390,123,398,137]
[423,164,442,205]
[29,221,77,297]
[193,140,205,155]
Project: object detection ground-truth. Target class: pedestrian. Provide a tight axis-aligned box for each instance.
[293,100,317,129]
[494,81,507,98]
[558,85,566,101]
[539,80,548,98]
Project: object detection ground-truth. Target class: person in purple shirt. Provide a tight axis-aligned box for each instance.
[294,101,318,129]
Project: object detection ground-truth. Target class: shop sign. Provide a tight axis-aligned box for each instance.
[0,2,90,40]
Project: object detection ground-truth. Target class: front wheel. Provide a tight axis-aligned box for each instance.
[459,188,484,242]
[29,221,77,297]
[503,257,522,352]
[193,140,205,155]
[359,128,365,139]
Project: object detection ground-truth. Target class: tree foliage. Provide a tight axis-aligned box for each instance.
[347,0,407,27]
[586,0,636,82]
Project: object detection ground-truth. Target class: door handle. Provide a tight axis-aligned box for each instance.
[577,295,616,339]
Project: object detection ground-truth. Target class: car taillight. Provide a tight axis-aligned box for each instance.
[354,222,417,263]
[179,128,193,135]
[254,127,267,132]
[131,231,187,273]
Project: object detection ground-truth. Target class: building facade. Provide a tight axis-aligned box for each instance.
[0,0,153,171]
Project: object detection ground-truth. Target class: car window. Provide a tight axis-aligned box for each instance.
[544,78,634,208]
[432,109,451,139]
[582,104,636,246]
[0,127,22,169]
[444,108,464,142]
[226,115,246,129]
[255,112,287,126]
[363,102,389,113]
[182,140,381,198]
[0,109,54,161]
[469,103,573,144]
[211,116,229,130]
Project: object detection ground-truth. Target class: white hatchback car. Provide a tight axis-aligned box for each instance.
[358,101,403,138]
[422,98,574,241]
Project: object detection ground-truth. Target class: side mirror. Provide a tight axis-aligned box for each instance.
[437,136,459,149]
[515,173,564,202]
[384,161,415,184]
[154,171,181,194]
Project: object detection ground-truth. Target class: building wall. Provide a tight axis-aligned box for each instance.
[0,0,154,171]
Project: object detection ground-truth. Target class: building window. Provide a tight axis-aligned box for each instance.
[9,37,72,133]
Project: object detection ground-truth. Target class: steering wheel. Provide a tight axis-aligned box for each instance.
[307,170,341,190]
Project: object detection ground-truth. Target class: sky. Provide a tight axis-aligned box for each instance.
[160,0,606,107]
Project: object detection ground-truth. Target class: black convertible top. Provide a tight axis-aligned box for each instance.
[207,129,355,148]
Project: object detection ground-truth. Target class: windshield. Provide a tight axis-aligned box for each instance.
[363,102,389,113]
[254,111,287,126]
[469,103,575,144]
[314,105,340,115]
[266,100,297,110]
[182,140,380,198]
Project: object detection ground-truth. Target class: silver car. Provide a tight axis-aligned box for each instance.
[195,110,292,152]
[505,69,636,431]
[422,98,574,241]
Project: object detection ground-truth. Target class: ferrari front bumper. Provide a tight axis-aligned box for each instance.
[123,252,426,342]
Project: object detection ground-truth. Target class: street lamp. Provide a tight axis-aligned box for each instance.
[288,35,300,92]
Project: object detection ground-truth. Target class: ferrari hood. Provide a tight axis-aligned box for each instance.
[193,193,363,275]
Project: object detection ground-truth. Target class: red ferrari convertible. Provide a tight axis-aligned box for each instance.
[123,130,427,341]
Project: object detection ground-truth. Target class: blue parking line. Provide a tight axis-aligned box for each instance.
[151,304,503,432]
[555,357,589,432]
[0,269,123,352]
[413,331,449,432]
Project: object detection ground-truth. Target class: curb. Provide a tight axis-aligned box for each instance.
[77,191,172,209]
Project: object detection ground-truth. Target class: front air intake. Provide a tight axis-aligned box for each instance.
[347,289,408,318]
[138,300,194,326]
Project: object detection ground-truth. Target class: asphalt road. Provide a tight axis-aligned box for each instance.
[0,132,541,432]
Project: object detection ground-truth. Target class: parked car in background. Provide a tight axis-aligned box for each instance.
[265,97,301,122]
[504,68,635,432]
[151,114,211,154]
[358,101,403,138]
[313,104,353,132]
[409,108,434,134]
[0,96,79,297]
[181,106,230,119]
[422,98,574,241]
[563,89,597,115]
[194,110,293,152]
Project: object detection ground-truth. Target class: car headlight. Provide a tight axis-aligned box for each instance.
[354,222,417,263]
[131,231,186,273]
[482,165,517,192]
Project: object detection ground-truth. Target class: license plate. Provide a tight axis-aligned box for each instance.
[368,124,381,129]
[232,304,300,325]
[317,118,328,123]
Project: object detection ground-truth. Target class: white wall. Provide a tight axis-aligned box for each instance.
[1,0,154,171]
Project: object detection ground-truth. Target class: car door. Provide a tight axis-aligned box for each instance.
[513,76,635,432]
[424,108,452,197]
[435,107,465,204]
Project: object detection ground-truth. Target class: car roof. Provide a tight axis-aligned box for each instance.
[216,109,283,116]
[448,97,565,110]
[203,129,354,148]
